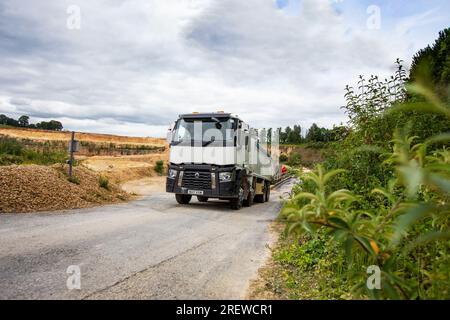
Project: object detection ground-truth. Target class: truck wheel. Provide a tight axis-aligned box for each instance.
[243,189,254,207]
[264,182,271,202]
[230,187,244,210]
[254,194,264,203]
[197,196,208,202]
[176,194,192,204]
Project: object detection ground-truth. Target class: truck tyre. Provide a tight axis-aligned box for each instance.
[243,189,254,207]
[230,186,244,210]
[254,194,264,203]
[264,181,271,202]
[176,194,192,204]
[197,196,208,202]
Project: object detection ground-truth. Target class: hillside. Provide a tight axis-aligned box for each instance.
[0,127,166,146]
[0,127,169,213]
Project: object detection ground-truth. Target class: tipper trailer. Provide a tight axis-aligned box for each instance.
[165,112,279,210]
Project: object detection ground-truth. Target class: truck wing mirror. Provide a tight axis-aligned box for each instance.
[166,122,175,144]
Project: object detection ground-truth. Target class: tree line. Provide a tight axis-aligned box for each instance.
[0,114,63,131]
[277,123,349,144]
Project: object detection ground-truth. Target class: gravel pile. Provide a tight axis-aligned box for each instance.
[0,164,129,213]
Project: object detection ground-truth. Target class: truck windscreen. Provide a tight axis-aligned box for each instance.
[172,118,235,145]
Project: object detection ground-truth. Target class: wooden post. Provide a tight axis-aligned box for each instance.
[69,131,75,177]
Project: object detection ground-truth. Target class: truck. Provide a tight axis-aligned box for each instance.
[165,112,278,210]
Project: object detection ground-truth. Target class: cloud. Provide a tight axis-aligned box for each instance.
[0,0,447,137]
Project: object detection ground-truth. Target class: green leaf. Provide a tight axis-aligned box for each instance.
[397,163,424,197]
[323,169,347,185]
[424,132,450,145]
[293,192,319,201]
[344,235,354,265]
[392,101,450,118]
[354,235,376,257]
[328,189,358,204]
[428,174,450,194]
[392,203,434,245]
[328,216,350,230]
[382,280,402,300]
[401,230,450,256]
[371,187,396,204]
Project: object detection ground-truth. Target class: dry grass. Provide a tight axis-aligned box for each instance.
[0,127,167,147]
[81,153,169,184]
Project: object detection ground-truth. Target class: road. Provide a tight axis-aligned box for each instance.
[0,178,295,299]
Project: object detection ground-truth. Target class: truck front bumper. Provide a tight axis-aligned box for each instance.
[166,164,238,198]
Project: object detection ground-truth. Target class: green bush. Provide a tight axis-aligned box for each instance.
[98,176,110,190]
[287,152,302,167]
[279,153,288,162]
[154,160,164,175]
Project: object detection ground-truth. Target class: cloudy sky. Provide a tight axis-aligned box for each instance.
[0,0,448,137]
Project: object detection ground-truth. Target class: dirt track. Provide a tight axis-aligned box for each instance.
[0,178,295,299]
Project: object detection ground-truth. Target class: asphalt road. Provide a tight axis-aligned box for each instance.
[0,178,295,300]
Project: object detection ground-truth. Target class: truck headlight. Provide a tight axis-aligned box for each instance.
[219,172,232,183]
[168,169,178,179]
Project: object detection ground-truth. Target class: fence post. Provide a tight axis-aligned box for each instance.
[69,131,75,177]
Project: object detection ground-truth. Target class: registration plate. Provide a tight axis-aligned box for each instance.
[188,190,204,195]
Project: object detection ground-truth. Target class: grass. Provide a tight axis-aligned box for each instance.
[68,175,80,185]
[252,224,353,300]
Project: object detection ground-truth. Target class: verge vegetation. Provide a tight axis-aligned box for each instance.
[253,28,450,300]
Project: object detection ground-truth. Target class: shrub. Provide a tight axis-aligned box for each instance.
[98,176,110,190]
[154,160,164,175]
[279,153,288,162]
[281,82,450,299]
[287,152,302,167]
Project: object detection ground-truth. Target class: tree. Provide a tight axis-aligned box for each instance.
[49,120,63,131]
[410,28,450,101]
[36,120,63,131]
[305,123,323,142]
[0,114,8,125]
[18,115,29,127]
[284,126,292,144]
[292,125,302,144]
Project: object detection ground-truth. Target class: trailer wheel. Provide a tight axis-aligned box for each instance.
[176,194,192,204]
[197,196,208,202]
[254,193,264,203]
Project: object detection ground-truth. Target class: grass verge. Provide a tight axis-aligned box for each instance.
[248,222,354,300]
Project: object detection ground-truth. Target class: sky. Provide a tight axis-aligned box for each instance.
[0,0,448,137]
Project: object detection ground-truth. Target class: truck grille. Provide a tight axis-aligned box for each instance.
[182,171,212,190]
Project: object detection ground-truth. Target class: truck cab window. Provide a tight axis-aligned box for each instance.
[172,118,235,145]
